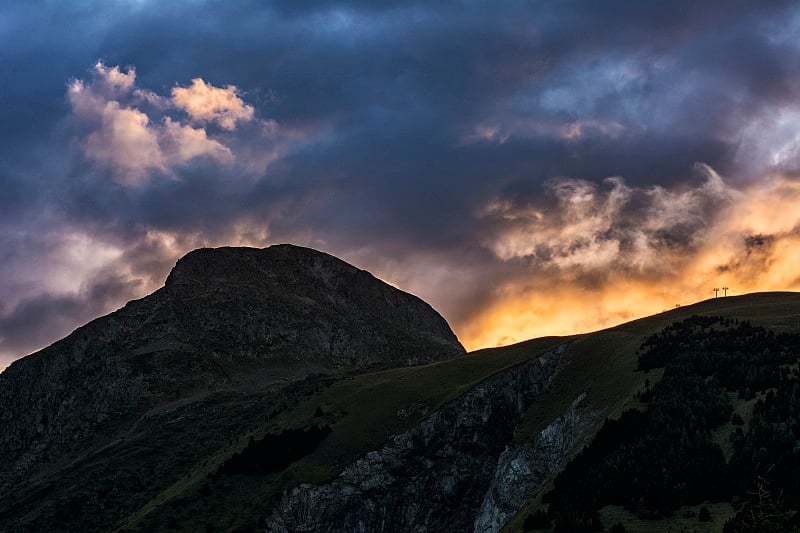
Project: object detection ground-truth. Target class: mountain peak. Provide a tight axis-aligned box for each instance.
[165,245,319,287]
[0,244,463,495]
[147,244,465,368]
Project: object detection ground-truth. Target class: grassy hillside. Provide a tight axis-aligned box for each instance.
[120,335,570,531]
[6,292,800,532]
[130,292,800,532]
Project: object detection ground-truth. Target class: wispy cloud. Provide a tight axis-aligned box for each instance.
[479,164,737,273]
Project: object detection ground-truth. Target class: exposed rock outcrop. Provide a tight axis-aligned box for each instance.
[473,392,599,532]
[268,350,563,532]
[160,246,464,366]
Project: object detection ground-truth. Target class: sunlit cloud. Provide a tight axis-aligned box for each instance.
[171,78,255,131]
[6,2,800,370]
[161,117,233,164]
[67,62,257,185]
[459,166,800,349]
[93,60,136,93]
[0,230,138,366]
[70,86,167,182]
[479,164,736,273]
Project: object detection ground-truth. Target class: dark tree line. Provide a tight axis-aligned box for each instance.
[527,316,800,531]
[217,425,331,476]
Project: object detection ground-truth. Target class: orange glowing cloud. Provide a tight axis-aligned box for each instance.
[456,166,800,350]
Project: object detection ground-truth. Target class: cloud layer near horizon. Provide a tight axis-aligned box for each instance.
[3,1,800,368]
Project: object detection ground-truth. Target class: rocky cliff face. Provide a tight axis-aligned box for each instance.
[0,245,464,495]
[474,392,600,532]
[268,350,563,532]
[160,246,463,366]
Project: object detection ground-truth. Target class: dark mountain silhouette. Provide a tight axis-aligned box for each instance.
[0,245,463,500]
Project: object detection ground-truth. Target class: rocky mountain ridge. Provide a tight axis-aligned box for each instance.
[0,245,464,496]
[267,343,593,533]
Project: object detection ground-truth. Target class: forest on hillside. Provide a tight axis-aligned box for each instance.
[526,315,800,532]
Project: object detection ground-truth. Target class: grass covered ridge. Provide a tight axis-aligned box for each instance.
[6,292,800,532]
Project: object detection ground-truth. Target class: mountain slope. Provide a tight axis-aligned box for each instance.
[255,293,800,533]
[502,292,800,532]
[2,247,800,533]
[100,293,800,532]
[0,245,464,503]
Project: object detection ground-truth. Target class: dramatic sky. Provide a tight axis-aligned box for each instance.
[3,1,800,368]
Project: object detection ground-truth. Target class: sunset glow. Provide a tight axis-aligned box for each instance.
[3,2,800,366]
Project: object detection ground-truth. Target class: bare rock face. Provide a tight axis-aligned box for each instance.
[0,244,464,494]
[268,351,562,533]
[160,245,463,366]
[473,392,599,532]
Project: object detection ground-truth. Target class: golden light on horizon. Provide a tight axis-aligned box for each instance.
[455,170,800,351]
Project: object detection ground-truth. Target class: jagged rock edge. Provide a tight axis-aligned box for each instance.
[267,344,570,532]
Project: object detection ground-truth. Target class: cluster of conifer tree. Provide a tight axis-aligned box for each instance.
[216,425,331,476]
[527,316,800,532]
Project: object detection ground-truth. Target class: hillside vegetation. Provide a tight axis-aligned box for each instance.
[4,289,800,532]
[509,293,800,533]
[132,292,800,531]
[534,316,800,531]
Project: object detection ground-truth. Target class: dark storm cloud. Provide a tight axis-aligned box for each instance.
[3,0,800,363]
